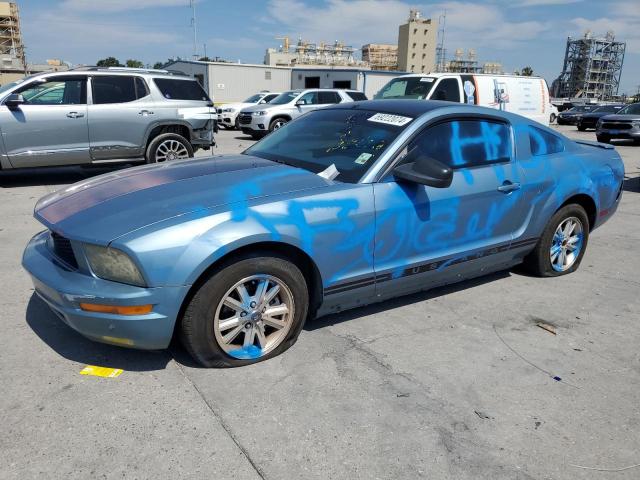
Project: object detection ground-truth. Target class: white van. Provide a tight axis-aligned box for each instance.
[374,73,552,125]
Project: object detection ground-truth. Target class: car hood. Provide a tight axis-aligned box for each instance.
[222,102,252,111]
[34,155,331,244]
[241,103,292,113]
[599,114,640,121]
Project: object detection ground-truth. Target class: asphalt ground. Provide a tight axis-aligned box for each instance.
[1,124,639,479]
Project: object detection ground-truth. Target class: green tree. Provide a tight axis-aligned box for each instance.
[96,56,122,67]
[153,61,165,69]
[198,56,212,62]
[125,59,144,68]
[521,66,534,76]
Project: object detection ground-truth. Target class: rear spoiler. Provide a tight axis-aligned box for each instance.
[575,139,615,150]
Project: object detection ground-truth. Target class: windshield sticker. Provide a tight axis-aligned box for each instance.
[355,153,373,165]
[368,113,413,127]
[317,163,339,181]
[420,77,435,82]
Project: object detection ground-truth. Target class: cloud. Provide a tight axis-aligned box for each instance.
[514,0,583,6]
[60,0,189,13]
[570,16,640,54]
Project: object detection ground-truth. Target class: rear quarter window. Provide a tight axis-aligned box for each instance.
[154,78,210,101]
[346,91,368,101]
[529,126,564,156]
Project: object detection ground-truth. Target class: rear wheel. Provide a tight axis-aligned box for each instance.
[550,113,556,123]
[596,135,610,144]
[577,124,586,131]
[523,204,589,277]
[181,254,309,367]
[146,133,193,163]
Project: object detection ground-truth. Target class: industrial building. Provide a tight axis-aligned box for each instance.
[441,48,504,74]
[166,60,408,103]
[397,9,437,73]
[553,31,626,100]
[361,44,398,71]
[264,36,363,67]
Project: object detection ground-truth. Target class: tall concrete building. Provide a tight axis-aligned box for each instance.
[397,10,437,74]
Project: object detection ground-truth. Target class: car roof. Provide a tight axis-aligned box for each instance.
[34,67,194,80]
[328,99,458,117]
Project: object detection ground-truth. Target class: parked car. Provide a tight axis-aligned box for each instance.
[577,104,625,131]
[374,73,553,125]
[557,105,596,125]
[217,92,280,130]
[22,100,624,367]
[596,102,640,144]
[238,88,366,139]
[0,67,217,169]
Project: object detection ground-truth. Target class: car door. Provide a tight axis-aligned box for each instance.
[0,75,90,168]
[293,91,320,119]
[373,116,527,300]
[87,75,154,161]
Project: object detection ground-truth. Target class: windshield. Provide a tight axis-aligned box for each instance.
[0,78,26,96]
[244,109,413,183]
[594,105,621,113]
[568,106,592,112]
[243,94,263,103]
[618,103,640,115]
[268,91,299,105]
[374,77,435,100]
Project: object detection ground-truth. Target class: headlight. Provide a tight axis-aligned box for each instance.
[222,108,235,113]
[84,244,146,287]
[252,111,267,116]
[632,121,640,128]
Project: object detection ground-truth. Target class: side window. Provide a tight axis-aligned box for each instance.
[92,75,137,104]
[346,91,367,101]
[17,78,86,105]
[135,77,149,98]
[408,119,512,168]
[154,78,210,101]
[298,91,318,105]
[318,91,341,104]
[529,126,564,156]
[263,94,278,103]
[430,78,460,102]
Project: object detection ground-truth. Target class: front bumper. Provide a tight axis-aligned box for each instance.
[218,111,239,127]
[558,116,579,125]
[596,125,640,140]
[22,231,189,350]
[238,112,271,136]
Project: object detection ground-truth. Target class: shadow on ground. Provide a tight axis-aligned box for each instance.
[0,165,128,188]
[26,269,514,370]
[26,293,172,371]
[623,175,639,193]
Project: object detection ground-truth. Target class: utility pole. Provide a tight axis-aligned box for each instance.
[436,10,447,72]
[190,0,198,59]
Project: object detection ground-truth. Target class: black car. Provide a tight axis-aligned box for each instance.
[596,102,640,145]
[577,104,625,130]
[557,105,597,125]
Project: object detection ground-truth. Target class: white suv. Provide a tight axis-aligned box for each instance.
[238,89,367,139]
[217,92,280,130]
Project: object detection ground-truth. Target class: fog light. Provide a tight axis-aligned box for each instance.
[80,303,153,315]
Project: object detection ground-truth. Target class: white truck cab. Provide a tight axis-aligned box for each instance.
[374,73,551,125]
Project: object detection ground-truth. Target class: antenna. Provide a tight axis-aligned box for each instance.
[436,10,447,72]
[190,0,198,59]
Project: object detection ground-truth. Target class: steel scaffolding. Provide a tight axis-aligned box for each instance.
[554,31,625,100]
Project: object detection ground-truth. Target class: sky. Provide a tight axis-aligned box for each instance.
[18,0,640,95]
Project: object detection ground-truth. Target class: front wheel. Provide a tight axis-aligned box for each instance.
[523,204,589,277]
[550,113,556,124]
[146,133,193,163]
[597,135,610,144]
[180,254,309,367]
[269,117,289,132]
[577,124,586,131]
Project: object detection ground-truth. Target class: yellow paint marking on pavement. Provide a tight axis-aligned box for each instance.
[79,365,123,378]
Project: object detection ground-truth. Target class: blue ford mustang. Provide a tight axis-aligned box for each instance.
[22,100,624,367]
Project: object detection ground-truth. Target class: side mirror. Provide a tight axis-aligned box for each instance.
[295,99,307,106]
[5,93,25,108]
[393,153,453,188]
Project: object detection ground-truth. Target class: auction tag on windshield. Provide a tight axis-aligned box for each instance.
[368,113,412,127]
[420,77,435,82]
[317,163,339,181]
[355,153,373,165]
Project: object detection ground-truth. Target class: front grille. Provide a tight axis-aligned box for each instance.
[50,231,78,269]
[602,122,632,130]
[239,114,252,125]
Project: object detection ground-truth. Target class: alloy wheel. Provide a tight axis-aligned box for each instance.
[213,274,295,359]
[155,139,190,162]
[550,217,584,272]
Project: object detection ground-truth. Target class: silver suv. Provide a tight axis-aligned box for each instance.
[0,67,217,169]
[238,89,367,139]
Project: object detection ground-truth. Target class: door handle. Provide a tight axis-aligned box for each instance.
[497,181,521,193]
[138,109,154,116]
[66,111,84,118]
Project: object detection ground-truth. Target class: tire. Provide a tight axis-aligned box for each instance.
[577,124,586,131]
[234,116,240,130]
[145,133,193,164]
[269,117,289,132]
[523,204,589,277]
[180,254,309,367]
[550,113,556,124]
[596,135,610,144]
